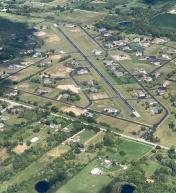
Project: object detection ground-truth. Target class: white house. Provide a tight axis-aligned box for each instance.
[30,137,39,143]
[91,168,103,175]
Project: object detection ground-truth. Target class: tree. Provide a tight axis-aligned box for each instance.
[103,134,114,147]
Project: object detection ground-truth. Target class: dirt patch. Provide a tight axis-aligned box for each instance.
[47,34,61,43]
[51,54,62,60]
[51,66,73,78]
[90,92,108,100]
[57,84,81,93]
[0,148,7,159]
[59,66,73,73]
[14,143,28,154]
[70,28,81,33]
[33,31,46,37]
[61,106,85,116]
[18,83,30,89]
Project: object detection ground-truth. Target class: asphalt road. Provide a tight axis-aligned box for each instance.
[56,25,136,113]
[80,24,170,129]
[0,98,170,150]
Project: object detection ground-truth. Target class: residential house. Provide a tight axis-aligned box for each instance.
[43,78,53,86]
[157,88,166,96]
[93,49,102,56]
[104,60,113,66]
[98,27,107,33]
[148,100,157,107]
[137,90,146,99]
[36,89,48,96]
[77,68,89,75]
[132,111,141,118]
[90,86,98,93]
[104,159,112,168]
[83,110,94,118]
[163,80,171,88]
[91,168,103,175]
[50,123,61,129]
[104,108,119,115]
[151,107,159,114]
[65,23,75,28]
[114,71,124,77]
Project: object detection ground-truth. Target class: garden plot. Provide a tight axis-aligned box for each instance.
[89,92,109,100]
[43,63,72,78]
[61,106,85,116]
[57,84,81,94]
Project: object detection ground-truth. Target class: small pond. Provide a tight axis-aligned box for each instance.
[35,180,50,193]
[119,21,132,27]
[120,184,135,193]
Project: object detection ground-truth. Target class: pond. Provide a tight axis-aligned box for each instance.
[120,184,135,193]
[35,181,50,193]
[119,21,132,27]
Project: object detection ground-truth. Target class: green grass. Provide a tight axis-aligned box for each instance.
[56,139,152,193]
[58,9,106,24]
[151,13,176,30]
[141,160,161,177]
[56,159,112,193]
[103,139,153,163]
[79,129,95,143]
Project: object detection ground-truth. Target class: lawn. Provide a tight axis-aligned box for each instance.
[56,139,152,193]
[141,160,161,178]
[151,13,176,30]
[56,159,112,193]
[114,139,152,161]
[96,114,142,135]
[79,129,96,144]
[100,139,153,164]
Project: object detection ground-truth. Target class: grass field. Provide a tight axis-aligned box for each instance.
[151,13,176,29]
[141,160,161,178]
[112,139,152,161]
[56,159,111,193]
[59,9,106,24]
[56,139,152,193]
